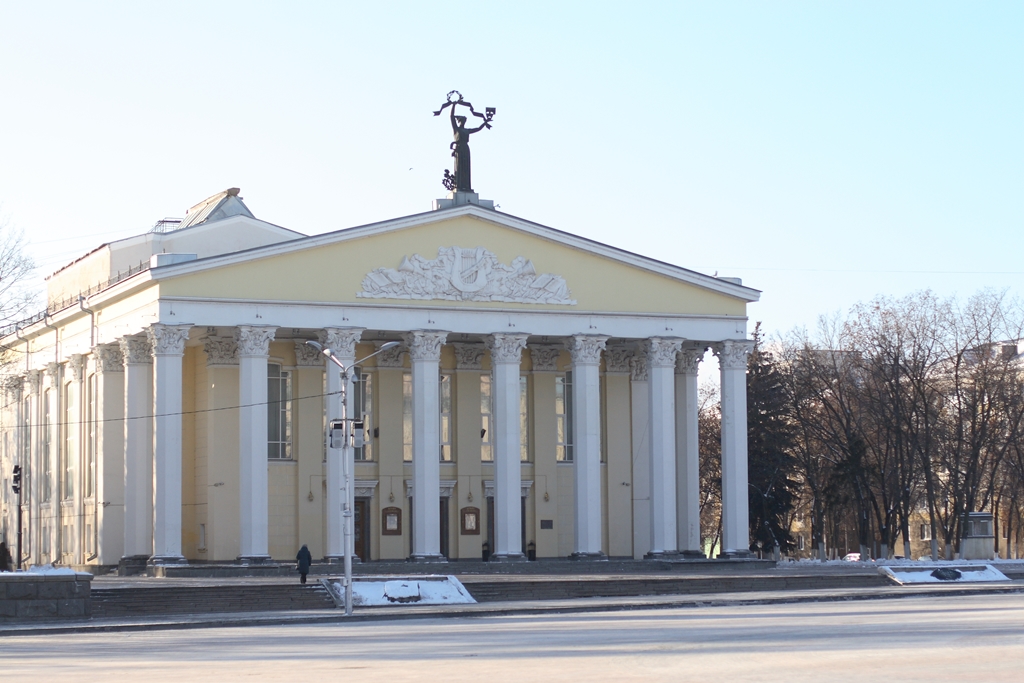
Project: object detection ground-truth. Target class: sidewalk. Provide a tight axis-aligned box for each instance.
[3,580,1022,637]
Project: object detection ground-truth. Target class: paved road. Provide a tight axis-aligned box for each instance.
[5,593,1023,681]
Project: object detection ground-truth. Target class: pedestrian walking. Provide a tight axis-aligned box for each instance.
[296,544,312,584]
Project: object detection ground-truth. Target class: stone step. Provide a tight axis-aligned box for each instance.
[462,573,890,602]
[91,584,335,618]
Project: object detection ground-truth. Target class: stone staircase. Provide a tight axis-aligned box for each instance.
[461,572,891,602]
[91,583,336,618]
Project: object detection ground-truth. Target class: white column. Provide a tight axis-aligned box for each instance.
[148,324,192,564]
[320,327,364,562]
[68,353,86,564]
[675,347,705,558]
[236,325,275,563]
[644,337,683,557]
[716,340,754,559]
[566,334,607,559]
[487,333,529,562]
[94,344,125,564]
[406,330,448,562]
[119,335,153,563]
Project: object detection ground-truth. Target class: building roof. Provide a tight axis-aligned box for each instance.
[176,187,255,230]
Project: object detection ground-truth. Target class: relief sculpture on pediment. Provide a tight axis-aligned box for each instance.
[357,246,576,305]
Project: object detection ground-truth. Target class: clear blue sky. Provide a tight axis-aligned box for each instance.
[1,1,1021,336]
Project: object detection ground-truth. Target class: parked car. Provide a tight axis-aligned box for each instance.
[842,552,862,562]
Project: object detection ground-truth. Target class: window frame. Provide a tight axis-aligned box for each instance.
[267,363,293,461]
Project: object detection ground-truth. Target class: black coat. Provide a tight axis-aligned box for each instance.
[296,546,312,573]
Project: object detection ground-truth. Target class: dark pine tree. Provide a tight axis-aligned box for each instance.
[746,323,800,555]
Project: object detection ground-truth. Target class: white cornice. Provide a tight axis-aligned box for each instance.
[147,204,760,302]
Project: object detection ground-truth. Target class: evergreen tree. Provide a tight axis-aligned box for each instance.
[746,323,800,554]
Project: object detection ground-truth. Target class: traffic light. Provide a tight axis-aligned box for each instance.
[11,464,21,495]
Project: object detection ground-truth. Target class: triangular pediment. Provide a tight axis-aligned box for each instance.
[153,206,757,317]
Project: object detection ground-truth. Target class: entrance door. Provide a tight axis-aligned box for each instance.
[487,496,527,555]
[439,497,450,559]
[354,498,370,562]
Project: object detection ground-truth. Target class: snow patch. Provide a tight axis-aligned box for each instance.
[330,575,477,607]
[880,564,1009,585]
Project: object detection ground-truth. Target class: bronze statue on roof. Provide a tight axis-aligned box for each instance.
[434,91,495,193]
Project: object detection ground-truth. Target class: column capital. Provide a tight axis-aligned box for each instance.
[94,343,124,374]
[375,341,407,368]
[319,327,365,359]
[676,345,706,375]
[203,336,238,366]
[26,369,41,393]
[713,339,754,370]
[453,342,486,371]
[149,324,193,356]
[629,354,648,382]
[528,345,561,372]
[293,340,325,367]
[234,325,275,357]
[643,337,684,368]
[486,333,529,364]
[68,354,87,381]
[3,375,23,402]
[565,335,608,365]
[120,335,153,365]
[604,345,633,374]
[45,361,59,380]
[404,330,448,362]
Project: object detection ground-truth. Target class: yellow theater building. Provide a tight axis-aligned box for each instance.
[0,187,759,570]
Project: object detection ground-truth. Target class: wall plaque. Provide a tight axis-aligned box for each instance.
[461,506,480,535]
[382,506,403,536]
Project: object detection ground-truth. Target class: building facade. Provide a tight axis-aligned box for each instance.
[0,189,760,567]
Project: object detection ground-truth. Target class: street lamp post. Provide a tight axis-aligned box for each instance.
[306,339,399,616]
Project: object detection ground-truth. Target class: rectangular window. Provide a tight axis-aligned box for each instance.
[403,373,413,462]
[920,524,932,541]
[520,375,529,462]
[404,372,454,462]
[85,374,96,498]
[555,372,574,462]
[267,364,293,460]
[440,374,452,462]
[353,369,373,461]
[62,382,73,500]
[42,390,52,502]
[481,375,492,462]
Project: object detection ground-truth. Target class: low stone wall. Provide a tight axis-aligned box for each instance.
[0,572,92,620]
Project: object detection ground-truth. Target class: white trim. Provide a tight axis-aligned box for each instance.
[147,205,759,301]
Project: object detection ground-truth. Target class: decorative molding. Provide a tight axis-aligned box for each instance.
[120,335,152,365]
[604,345,633,374]
[26,370,41,394]
[235,326,275,357]
[293,341,325,367]
[45,362,59,381]
[148,324,192,356]
[319,327,364,359]
[714,340,754,370]
[404,330,448,362]
[676,346,705,375]
[486,333,529,364]
[68,354,87,382]
[643,337,683,368]
[354,480,379,499]
[453,343,486,371]
[375,341,406,368]
[565,335,607,365]
[629,354,648,382]
[204,337,238,366]
[528,345,561,372]
[358,246,576,305]
[484,480,534,499]
[405,479,458,498]
[95,343,124,374]
[3,375,23,401]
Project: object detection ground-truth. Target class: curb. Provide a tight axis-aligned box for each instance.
[3,583,1023,638]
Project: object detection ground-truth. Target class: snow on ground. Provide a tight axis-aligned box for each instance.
[880,564,1009,584]
[330,575,477,607]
